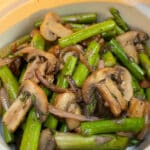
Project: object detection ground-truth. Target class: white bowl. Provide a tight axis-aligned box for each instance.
[0,0,150,149]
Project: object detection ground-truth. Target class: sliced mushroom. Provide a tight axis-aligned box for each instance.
[127,99,150,140]
[40,12,72,41]
[116,31,149,63]
[128,97,145,118]
[38,129,55,150]
[2,80,48,132]
[16,47,58,84]
[54,92,81,130]
[0,87,10,111]
[82,66,133,117]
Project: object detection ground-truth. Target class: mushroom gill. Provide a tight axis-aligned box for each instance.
[82,66,133,117]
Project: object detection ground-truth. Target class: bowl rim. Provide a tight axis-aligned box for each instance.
[0,0,150,34]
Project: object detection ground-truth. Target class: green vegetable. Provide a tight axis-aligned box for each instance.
[20,108,41,150]
[102,51,116,67]
[132,76,145,100]
[115,25,124,35]
[34,20,42,28]
[59,20,116,48]
[73,40,100,87]
[62,13,97,24]
[60,123,68,133]
[44,56,78,129]
[31,33,45,50]
[0,66,19,100]
[146,88,150,101]
[55,132,128,150]
[129,138,139,145]
[139,52,150,79]
[69,23,88,32]
[0,66,19,143]
[81,118,144,136]
[19,67,26,84]
[109,38,144,80]
[0,35,31,58]
[101,29,117,39]
[110,7,129,31]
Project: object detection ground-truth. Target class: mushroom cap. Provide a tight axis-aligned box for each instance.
[22,80,48,122]
[82,66,133,104]
[40,12,72,41]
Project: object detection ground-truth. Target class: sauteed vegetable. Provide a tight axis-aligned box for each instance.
[0,7,150,150]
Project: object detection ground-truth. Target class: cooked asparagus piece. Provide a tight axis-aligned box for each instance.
[55,132,128,150]
[110,7,129,31]
[81,118,144,136]
[59,20,116,48]
[62,13,97,24]
[20,108,41,150]
[102,51,116,67]
[139,52,150,79]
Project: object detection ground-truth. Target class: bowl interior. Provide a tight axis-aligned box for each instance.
[0,1,150,150]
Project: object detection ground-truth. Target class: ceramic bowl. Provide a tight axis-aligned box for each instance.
[0,0,150,149]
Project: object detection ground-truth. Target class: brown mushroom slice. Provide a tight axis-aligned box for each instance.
[17,47,58,83]
[104,78,127,110]
[116,31,149,63]
[128,97,146,118]
[38,129,55,150]
[2,80,48,132]
[54,92,81,130]
[127,99,150,140]
[115,66,133,101]
[40,12,72,41]
[96,82,121,117]
[0,87,10,111]
[82,66,133,104]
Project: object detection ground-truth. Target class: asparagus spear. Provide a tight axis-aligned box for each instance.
[62,13,97,24]
[20,32,45,148]
[109,7,129,31]
[34,13,97,28]
[34,20,42,28]
[55,132,128,150]
[59,20,116,48]
[20,108,41,150]
[146,88,150,101]
[81,118,144,136]
[73,41,100,87]
[44,56,78,129]
[102,51,116,67]
[139,52,150,79]
[60,123,68,133]
[0,35,31,58]
[0,66,19,143]
[101,29,117,39]
[0,66,18,100]
[31,33,45,50]
[132,76,145,100]
[68,23,88,32]
[115,25,124,35]
[109,38,144,80]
